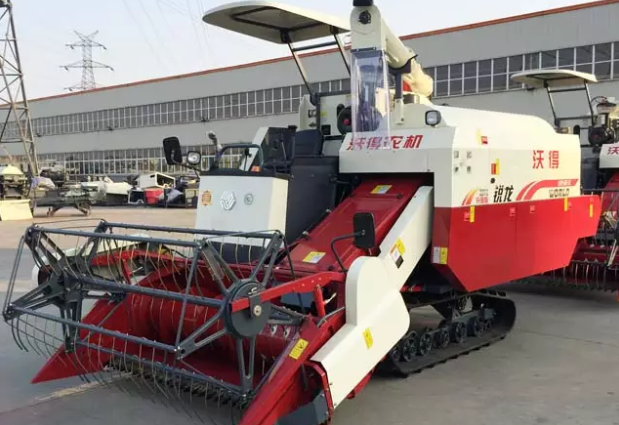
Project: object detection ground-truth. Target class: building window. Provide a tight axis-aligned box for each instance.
[435,65,448,97]
[493,57,507,91]
[463,61,477,94]
[508,55,523,90]
[594,43,612,80]
[449,64,462,96]
[558,48,574,70]
[541,50,556,69]
[576,45,593,73]
[478,59,492,93]
[525,52,540,70]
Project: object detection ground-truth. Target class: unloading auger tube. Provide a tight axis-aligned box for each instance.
[2,1,602,425]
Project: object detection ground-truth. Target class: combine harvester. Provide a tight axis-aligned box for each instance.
[2,1,602,424]
[511,69,619,297]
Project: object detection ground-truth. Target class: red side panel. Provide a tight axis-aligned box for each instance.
[432,195,601,292]
[285,176,428,274]
[601,172,619,214]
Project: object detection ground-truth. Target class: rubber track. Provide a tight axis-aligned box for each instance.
[380,289,516,378]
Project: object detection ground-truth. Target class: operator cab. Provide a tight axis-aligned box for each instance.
[204,1,353,151]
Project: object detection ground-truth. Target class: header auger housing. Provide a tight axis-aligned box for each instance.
[2,2,601,425]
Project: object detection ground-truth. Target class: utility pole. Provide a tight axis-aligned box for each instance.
[0,0,38,176]
[62,31,113,92]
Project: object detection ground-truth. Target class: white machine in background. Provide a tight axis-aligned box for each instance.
[127,172,176,205]
[79,177,132,205]
[0,164,32,220]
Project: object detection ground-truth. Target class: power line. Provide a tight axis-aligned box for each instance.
[184,0,208,69]
[157,0,215,68]
[137,0,174,67]
[194,0,216,67]
[121,0,169,74]
[158,0,190,17]
[61,31,113,92]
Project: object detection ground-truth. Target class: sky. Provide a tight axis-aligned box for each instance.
[14,0,596,99]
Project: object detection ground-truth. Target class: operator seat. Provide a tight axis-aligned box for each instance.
[293,129,324,157]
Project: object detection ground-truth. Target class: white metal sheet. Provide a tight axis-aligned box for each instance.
[194,174,288,245]
[203,1,350,44]
[511,69,598,88]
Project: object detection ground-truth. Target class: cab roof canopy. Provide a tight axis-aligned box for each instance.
[202,1,351,96]
[202,1,350,44]
[510,69,598,128]
[511,69,598,89]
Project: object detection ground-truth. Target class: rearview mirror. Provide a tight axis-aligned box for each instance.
[353,212,376,249]
[163,137,183,165]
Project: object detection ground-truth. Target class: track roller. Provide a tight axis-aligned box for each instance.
[380,290,516,378]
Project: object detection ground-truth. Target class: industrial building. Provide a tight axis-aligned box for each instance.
[3,0,619,177]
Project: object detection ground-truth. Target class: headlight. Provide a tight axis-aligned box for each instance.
[425,110,442,126]
[186,151,201,165]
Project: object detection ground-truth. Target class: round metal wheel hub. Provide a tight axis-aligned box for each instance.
[389,344,402,362]
[435,328,450,349]
[452,322,467,343]
[468,316,482,337]
[401,331,418,362]
[225,282,271,339]
[418,333,433,357]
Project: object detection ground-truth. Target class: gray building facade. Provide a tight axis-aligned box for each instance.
[3,0,619,176]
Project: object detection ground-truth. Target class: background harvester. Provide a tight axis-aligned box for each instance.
[1,2,602,425]
[511,69,619,296]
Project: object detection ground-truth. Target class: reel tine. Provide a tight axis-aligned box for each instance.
[135,344,172,408]
[9,314,28,352]
[120,339,159,406]
[22,311,45,356]
[40,313,71,370]
[149,349,179,412]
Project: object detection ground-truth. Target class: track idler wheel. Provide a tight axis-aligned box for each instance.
[389,343,402,362]
[467,316,483,337]
[434,327,450,349]
[450,322,467,344]
[417,331,433,357]
[401,331,418,362]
